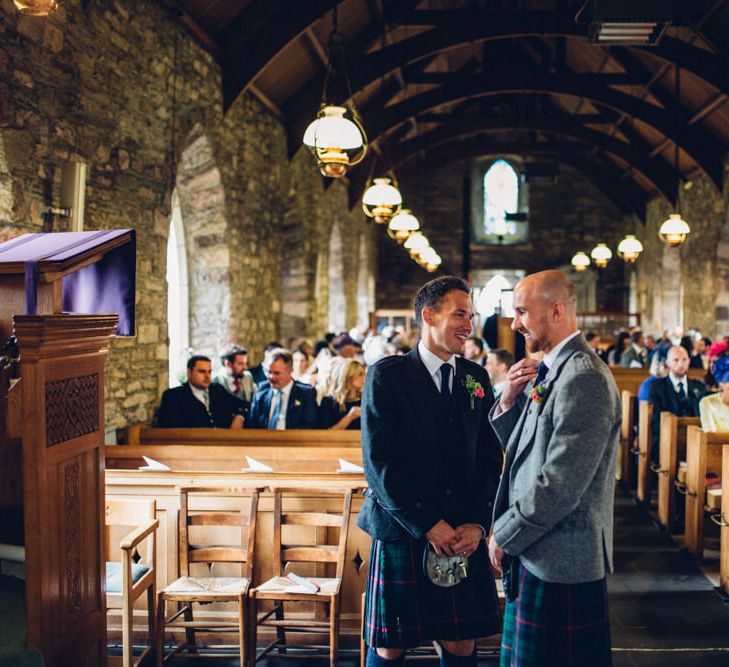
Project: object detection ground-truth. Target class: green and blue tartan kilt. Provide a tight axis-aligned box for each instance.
[363,537,501,648]
[500,561,611,667]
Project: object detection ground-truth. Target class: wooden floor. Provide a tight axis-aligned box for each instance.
[133,485,729,665]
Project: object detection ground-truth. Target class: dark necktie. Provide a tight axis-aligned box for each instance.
[677,382,690,415]
[535,361,549,386]
[440,363,452,397]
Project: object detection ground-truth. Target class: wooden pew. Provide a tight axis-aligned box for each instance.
[105,442,369,649]
[636,401,653,503]
[619,390,637,486]
[684,427,729,560]
[656,413,701,531]
[611,368,649,398]
[717,447,729,597]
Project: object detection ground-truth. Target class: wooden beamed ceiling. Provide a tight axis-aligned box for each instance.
[167,0,729,221]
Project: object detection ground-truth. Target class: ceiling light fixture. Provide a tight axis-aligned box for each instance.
[571,251,591,272]
[13,0,58,15]
[590,243,613,269]
[362,178,402,224]
[387,208,419,243]
[302,4,366,178]
[617,235,644,262]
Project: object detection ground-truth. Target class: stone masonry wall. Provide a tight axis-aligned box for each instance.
[0,0,374,431]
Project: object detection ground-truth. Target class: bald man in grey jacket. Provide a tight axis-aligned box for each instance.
[488,271,620,667]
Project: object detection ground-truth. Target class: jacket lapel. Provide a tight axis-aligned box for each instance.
[286,384,300,427]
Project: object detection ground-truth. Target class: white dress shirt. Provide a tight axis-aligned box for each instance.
[189,384,209,411]
[541,330,581,370]
[668,373,689,395]
[268,380,293,430]
[418,340,456,393]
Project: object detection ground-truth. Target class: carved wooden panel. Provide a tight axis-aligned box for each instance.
[64,461,82,614]
[45,374,99,446]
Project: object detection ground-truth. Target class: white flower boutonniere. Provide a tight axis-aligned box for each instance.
[294,399,302,407]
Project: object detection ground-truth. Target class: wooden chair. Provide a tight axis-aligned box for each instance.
[656,413,700,531]
[156,486,261,665]
[683,428,729,560]
[248,486,355,667]
[636,401,653,503]
[105,498,159,667]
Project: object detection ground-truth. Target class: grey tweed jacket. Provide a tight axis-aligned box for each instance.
[489,333,621,584]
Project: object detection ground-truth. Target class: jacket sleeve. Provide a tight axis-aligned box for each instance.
[301,389,319,429]
[154,389,176,428]
[246,392,265,429]
[361,361,442,539]
[465,373,504,528]
[492,369,617,555]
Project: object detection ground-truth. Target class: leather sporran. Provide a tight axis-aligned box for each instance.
[423,544,469,588]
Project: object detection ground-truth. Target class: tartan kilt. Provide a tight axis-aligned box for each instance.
[363,537,501,648]
[500,561,611,667]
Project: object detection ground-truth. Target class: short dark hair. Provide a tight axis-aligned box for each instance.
[220,344,247,365]
[585,331,598,342]
[631,331,643,344]
[490,348,515,370]
[467,336,484,353]
[269,350,293,368]
[265,341,283,353]
[187,354,211,370]
[414,275,471,327]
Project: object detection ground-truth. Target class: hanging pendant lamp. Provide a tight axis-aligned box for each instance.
[571,251,591,272]
[590,243,613,269]
[617,235,644,262]
[362,178,402,224]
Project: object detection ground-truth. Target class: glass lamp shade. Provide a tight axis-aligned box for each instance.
[303,105,367,178]
[659,213,690,247]
[387,208,419,242]
[590,243,613,269]
[425,254,442,272]
[571,251,590,272]
[362,178,402,224]
[404,231,429,257]
[418,247,439,266]
[13,0,57,14]
[617,235,644,262]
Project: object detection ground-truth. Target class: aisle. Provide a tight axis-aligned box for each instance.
[608,487,729,666]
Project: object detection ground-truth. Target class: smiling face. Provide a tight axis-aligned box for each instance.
[421,289,474,359]
[511,286,552,354]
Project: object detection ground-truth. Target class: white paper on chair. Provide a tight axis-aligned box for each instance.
[138,456,171,471]
[241,456,274,473]
[337,458,364,474]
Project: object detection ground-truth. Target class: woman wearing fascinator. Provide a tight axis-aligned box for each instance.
[700,355,729,431]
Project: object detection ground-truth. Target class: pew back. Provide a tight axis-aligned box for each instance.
[637,401,653,502]
[684,427,729,559]
[657,414,700,530]
[720,447,729,596]
[619,390,636,485]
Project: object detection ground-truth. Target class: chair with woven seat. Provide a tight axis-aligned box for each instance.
[105,497,159,667]
[156,486,261,666]
[248,486,356,667]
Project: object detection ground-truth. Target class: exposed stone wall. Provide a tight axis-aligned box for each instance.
[632,166,729,338]
[376,158,636,311]
[0,0,374,431]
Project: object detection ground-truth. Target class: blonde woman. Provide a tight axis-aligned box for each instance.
[319,359,365,429]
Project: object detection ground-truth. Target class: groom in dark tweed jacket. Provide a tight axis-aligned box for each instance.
[358,276,502,667]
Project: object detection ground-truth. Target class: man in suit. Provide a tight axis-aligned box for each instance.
[486,348,526,414]
[620,331,648,368]
[488,271,620,667]
[212,344,256,411]
[155,355,246,428]
[248,341,283,386]
[359,276,502,667]
[246,350,318,429]
[463,336,487,367]
[648,345,706,463]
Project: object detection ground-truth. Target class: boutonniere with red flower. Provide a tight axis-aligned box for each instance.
[530,383,549,404]
[464,375,485,410]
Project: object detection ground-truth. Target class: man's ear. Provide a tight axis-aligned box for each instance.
[421,306,435,326]
[551,301,564,322]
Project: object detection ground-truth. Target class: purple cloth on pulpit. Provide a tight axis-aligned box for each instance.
[0,229,136,336]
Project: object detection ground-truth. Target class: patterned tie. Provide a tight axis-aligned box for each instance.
[440,363,452,397]
[233,378,241,394]
[535,361,549,386]
[268,389,283,429]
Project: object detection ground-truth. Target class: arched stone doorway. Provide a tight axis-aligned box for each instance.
[173,124,231,359]
[328,220,346,332]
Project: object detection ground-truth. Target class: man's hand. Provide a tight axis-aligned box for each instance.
[488,536,505,574]
[230,415,245,429]
[426,519,457,557]
[450,524,483,557]
[499,358,540,411]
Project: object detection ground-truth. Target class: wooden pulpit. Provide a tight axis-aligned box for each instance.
[0,231,135,666]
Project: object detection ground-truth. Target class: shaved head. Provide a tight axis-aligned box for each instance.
[511,270,579,354]
[517,271,577,314]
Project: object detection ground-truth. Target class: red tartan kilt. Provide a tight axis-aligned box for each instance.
[363,537,502,648]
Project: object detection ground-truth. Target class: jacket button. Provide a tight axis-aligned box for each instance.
[487,501,492,508]
[444,488,452,496]
[415,502,423,509]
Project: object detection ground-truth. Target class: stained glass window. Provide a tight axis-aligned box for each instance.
[483,159,519,237]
